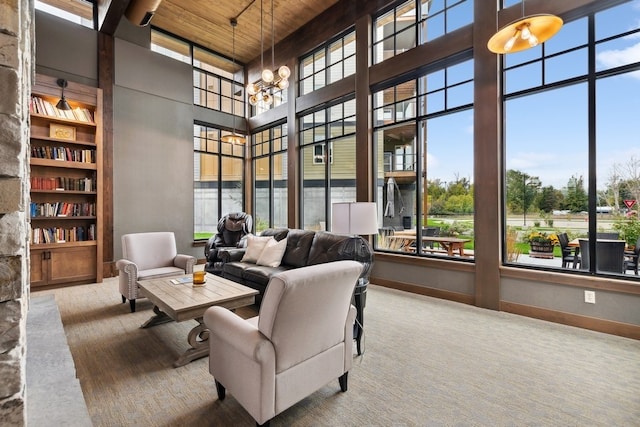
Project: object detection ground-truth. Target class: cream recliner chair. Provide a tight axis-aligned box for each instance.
[203,260,362,427]
[116,232,196,312]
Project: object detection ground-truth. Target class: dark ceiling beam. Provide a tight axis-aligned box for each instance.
[97,0,130,35]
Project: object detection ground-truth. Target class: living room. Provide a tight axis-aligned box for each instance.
[1,0,639,425]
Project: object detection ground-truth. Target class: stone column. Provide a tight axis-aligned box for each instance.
[0,0,33,425]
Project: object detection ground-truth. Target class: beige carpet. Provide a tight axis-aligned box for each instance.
[33,276,640,426]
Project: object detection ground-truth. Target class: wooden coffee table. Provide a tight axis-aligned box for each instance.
[137,272,258,367]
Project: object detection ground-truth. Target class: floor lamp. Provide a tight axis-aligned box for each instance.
[332,202,377,356]
[331,202,378,283]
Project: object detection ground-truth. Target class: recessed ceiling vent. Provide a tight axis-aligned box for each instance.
[125,0,163,26]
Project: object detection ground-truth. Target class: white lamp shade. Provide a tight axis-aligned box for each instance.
[332,202,378,235]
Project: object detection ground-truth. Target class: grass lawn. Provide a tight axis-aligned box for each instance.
[194,232,213,240]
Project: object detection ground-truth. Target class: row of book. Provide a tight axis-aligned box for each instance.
[31,224,96,244]
[31,202,96,218]
[30,176,95,192]
[30,96,95,123]
[31,146,95,163]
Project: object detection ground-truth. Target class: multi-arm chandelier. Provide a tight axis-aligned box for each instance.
[246,0,290,106]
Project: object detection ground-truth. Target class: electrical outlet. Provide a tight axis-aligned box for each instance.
[584,290,596,304]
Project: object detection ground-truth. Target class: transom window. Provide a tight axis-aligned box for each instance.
[373,0,473,64]
[35,0,94,28]
[300,31,356,95]
[151,29,191,64]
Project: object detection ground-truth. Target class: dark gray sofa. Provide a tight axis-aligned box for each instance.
[218,228,373,305]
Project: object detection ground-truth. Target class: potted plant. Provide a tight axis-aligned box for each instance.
[527,230,559,259]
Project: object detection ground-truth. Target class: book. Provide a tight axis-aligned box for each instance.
[170,277,193,285]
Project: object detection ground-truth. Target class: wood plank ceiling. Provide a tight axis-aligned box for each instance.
[153,0,340,65]
[39,0,340,67]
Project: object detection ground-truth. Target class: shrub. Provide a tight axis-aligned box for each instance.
[613,216,640,246]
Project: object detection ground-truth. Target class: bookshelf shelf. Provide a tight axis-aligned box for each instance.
[30,158,97,170]
[29,74,103,288]
[31,216,97,220]
[31,190,97,195]
[31,241,98,249]
[31,135,97,147]
[30,113,97,127]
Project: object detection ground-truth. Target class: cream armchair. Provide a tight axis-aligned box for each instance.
[116,232,196,312]
[203,260,362,427]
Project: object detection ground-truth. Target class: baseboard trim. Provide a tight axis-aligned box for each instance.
[372,277,475,305]
[501,301,640,340]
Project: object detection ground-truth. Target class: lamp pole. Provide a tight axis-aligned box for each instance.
[523,174,540,226]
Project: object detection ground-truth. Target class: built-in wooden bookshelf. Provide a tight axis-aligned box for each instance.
[29,74,103,288]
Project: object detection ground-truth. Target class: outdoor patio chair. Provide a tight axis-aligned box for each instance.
[596,232,620,240]
[624,237,640,275]
[558,232,580,269]
[579,239,626,274]
[422,226,440,250]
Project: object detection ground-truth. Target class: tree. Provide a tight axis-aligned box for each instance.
[444,194,474,214]
[619,156,640,207]
[563,175,588,212]
[605,163,623,211]
[448,174,471,196]
[506,169,540,214]
[538,186,562,213]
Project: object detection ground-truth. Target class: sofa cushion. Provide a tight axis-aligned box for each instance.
[256,237,288,267]
[243,265,292,287]
[260,228,289,241]
[281,230,315,267]
[242,235,273,263]
[307,231,350,265]
[223,261,252,280]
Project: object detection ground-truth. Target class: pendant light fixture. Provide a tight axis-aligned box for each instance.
[55,79,72,111]
[246,0,290,106]
[221,18,246,145]
[487,1,563,54]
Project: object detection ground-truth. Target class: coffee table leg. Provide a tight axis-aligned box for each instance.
[141,305,174,328]
[173,317,210,368]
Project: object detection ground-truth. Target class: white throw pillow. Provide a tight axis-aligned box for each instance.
[256,237,288,267]
[242,235,273,263]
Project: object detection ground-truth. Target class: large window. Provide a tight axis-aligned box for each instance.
[193,124,245,240]
[373,58,474,258]
[253,124,288,232]
[150,30,246,116]
[373,0,473,64]
[193,69,244,114]
[251,85,288,116]
[193,48,244,115]
[503,2,640,278]
[299,99,357,230]
[300,31,356,95]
